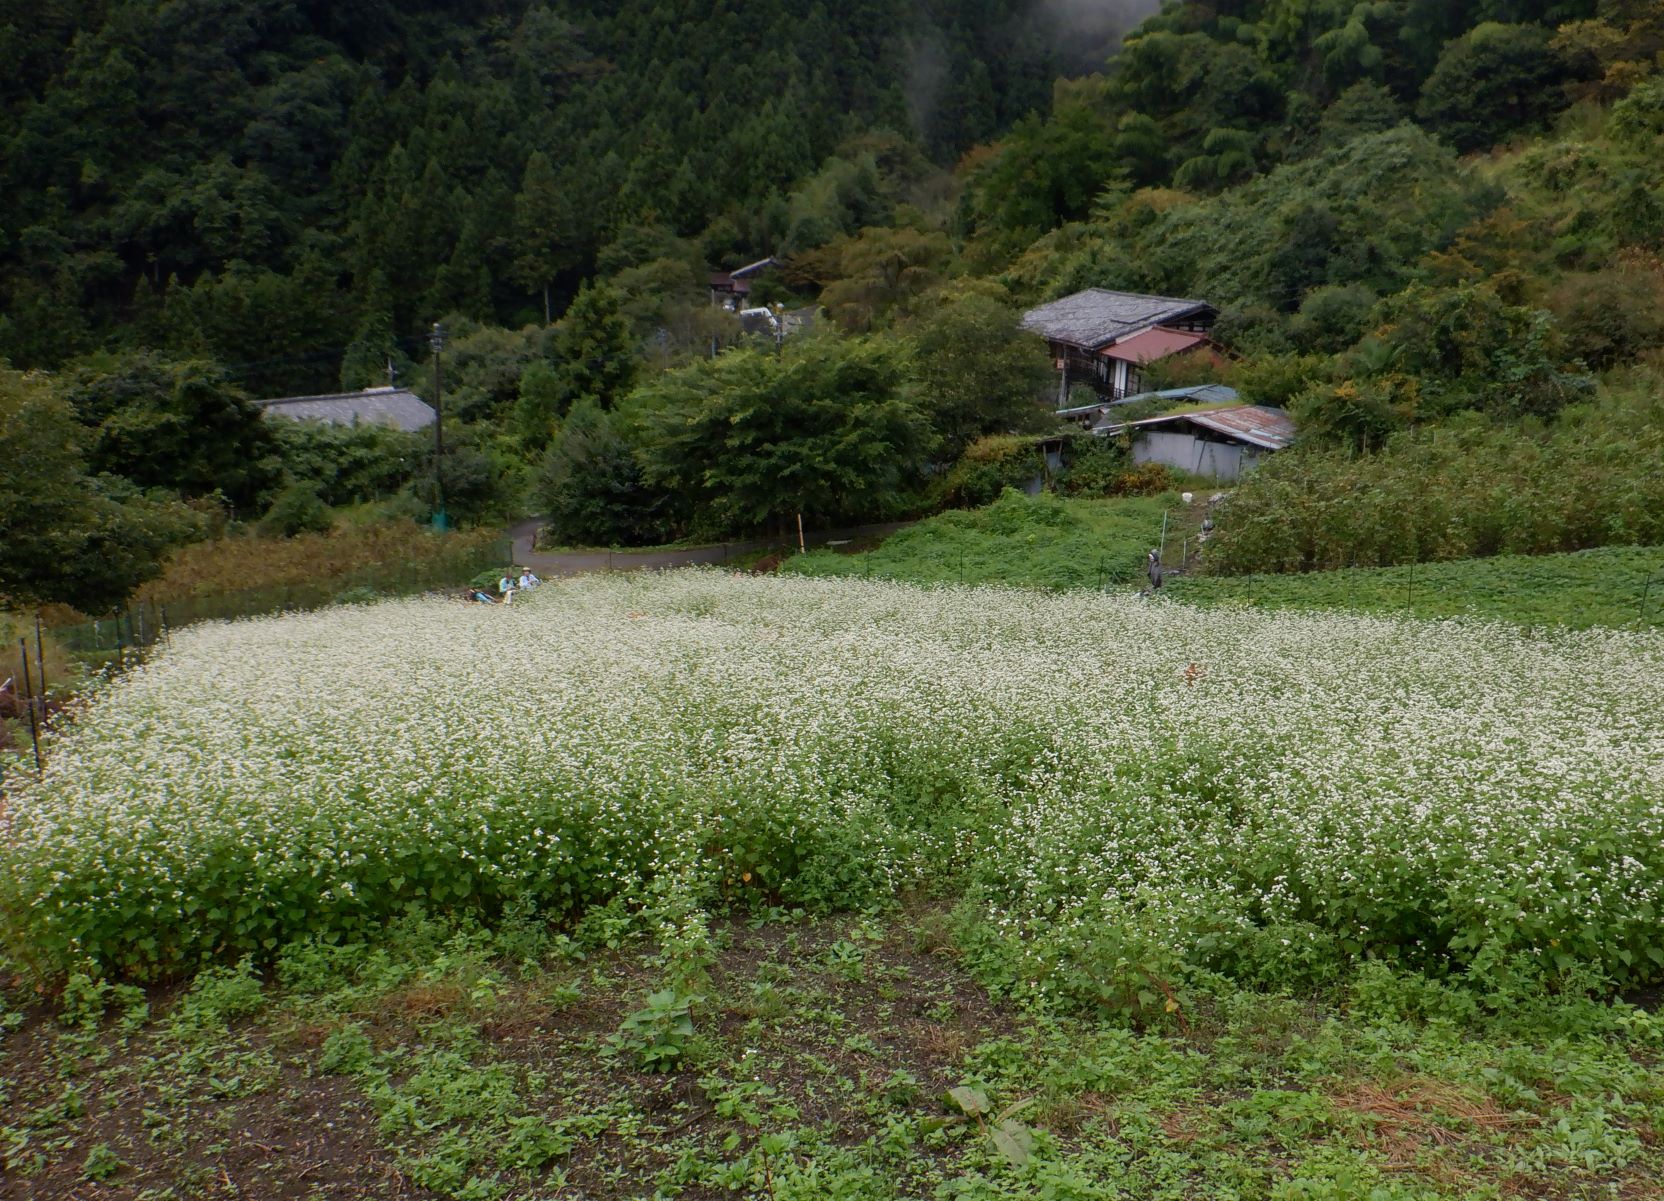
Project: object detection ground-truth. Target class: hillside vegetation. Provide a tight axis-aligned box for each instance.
[8,1,1664,614]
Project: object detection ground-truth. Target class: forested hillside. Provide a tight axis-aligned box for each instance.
[4,0,1664,612]
[0,0,1071,387]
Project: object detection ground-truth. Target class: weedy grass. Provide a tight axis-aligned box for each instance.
[783,489,1170,590]
[130,520,503,608]
[1169,545,1664,631]
[1,908,1661,1200]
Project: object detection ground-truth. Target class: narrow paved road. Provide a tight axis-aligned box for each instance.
[505,519,912,576]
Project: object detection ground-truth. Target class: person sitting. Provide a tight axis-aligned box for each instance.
[498,573,517,603]
[518,569,541,590]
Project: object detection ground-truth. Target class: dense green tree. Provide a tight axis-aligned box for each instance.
[512,150,568,324]
[1289,284,1380,352]
[512,360,565,452]
[0,366,200,610]
[338,300,412,392]
[1417,23,1572,152]
[1314,81,1407,150]
[636,337,933,534]
[258,481,335,538]
[1610,73,1664,147]
[62,352,278,510]
[554,281,637,409]
[811,226,954,332]
[407,429,524,527]
[907,291,1055,455]
[0,0,1059,381]
[536,398,677,546]
[267,420,421,507]
[1350,282,1588,418]
[959,98,1120,250]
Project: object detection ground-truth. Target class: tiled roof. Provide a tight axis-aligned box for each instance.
[1021,289,1213,351]
[257,387,435,432]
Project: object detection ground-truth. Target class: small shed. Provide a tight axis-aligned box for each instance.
[256,386,435,432]
[710,256,779,311]
[1099,404,1295,482]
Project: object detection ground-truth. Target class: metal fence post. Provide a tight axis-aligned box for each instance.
[19,638,42,774]
[34,613,47,701]
[1642,570,1663,628]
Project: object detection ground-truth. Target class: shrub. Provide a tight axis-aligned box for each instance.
[258,481,334,538]
[1544,265,1664,371]
[938,436,1047,509]
[1108,462,1174,497]
[1206,386,1664,572]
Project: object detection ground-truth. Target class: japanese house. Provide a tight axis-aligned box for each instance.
[709,256,779,310]
[1021,289,1219,404]
[256,385,436,432]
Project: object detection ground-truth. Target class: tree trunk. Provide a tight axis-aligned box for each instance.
[542,283,551,326]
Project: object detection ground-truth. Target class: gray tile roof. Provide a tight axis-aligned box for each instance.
[257,387,436,432]
[1021,289,1214,351]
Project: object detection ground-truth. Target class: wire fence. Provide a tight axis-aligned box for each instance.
[2,536,514,778]
[51,535,516,661]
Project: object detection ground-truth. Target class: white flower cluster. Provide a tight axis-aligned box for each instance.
[3,572,1661,984]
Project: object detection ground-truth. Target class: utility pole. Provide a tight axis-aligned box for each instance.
[772,303,785,357]
[429,322,449,532]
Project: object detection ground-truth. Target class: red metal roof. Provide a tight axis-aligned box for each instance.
[1100,326,1212,363]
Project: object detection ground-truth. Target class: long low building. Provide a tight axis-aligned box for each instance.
[256,385,436,432]
[1098,404,1296,482]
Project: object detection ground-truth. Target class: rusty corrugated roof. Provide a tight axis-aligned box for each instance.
[1099,404,1295,450]
[1185,405,1296,449]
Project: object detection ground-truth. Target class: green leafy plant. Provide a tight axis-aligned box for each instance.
[82,1142,123,1182]
[933,1085,1038,1167]
[612,989,701,1072]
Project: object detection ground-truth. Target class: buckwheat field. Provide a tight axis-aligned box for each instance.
[4,572,1663,997]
